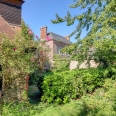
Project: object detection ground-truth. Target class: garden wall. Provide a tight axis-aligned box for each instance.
[70,60,99,70]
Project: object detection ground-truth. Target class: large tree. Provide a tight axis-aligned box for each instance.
[52,0,116,68]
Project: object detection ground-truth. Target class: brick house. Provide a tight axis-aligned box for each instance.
[40,26,72,61]
[39,27,99,69]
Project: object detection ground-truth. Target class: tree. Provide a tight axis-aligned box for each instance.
[52,0,116,68]
[52,0,116,39]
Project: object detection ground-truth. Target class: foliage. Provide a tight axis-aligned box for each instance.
[52,0,116,39]
[0,22,50,101]
[21,21,34,40]
[0,35,34,101]
[1,102,49,116]
[52,0,116,69]
[53,54,70,72]
[103,65,116,79]
[41,68,104,104]
[1,78,116,116]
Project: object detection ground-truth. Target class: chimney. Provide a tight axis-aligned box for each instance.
[0,0,24,26]
[40,26,47,40]
[64,36,70,41]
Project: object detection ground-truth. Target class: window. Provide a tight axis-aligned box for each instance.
[57,46,61,54]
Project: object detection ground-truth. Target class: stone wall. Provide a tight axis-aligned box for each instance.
[70,60,99,70]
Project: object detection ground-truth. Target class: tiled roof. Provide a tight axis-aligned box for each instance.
[48,32,71,44]
[0,15,15,38]
[0,2,21,26]
[0,0,24,7]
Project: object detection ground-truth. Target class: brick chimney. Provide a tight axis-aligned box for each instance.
[0,0,24,30]
[64,36,70,41]
[40,26,47,40]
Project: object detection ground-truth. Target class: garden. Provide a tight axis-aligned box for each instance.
[0,0,116,115]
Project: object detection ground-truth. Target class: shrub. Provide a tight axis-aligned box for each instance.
[41,68,104,104]
[0,24,50,101]
[0,35,35,101]
[53,54,70,72]
[82,69,104,93]
[1,78,116,116]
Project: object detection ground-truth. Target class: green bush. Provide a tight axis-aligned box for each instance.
[53,54,70,72]
[1,78,116,116]
[2,86,116,116]
[41,68,104,104]
[82,69,104,93]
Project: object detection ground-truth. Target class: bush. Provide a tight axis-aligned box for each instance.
[0,23,50,101]
[1,78,116,116]
[41,68,104,104]
[53,54,70,72]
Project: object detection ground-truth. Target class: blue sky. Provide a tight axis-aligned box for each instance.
[22,0,87,43]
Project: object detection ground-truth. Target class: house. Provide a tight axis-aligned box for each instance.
[39,27,99,69]
[40,26,72,61]
[0,0,24,38]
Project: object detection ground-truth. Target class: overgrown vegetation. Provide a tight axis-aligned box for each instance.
[52,0,116,69]
[0,21,50,102]
[0,0,116,115]
[41,67,116,104]
[53,54,70,72]
[1,78,116,116]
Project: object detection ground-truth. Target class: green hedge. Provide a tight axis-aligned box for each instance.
[41,68,104,104]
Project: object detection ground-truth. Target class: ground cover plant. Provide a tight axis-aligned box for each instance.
[1,78,116,116]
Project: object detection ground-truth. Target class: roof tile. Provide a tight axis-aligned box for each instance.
[48,32,71,44]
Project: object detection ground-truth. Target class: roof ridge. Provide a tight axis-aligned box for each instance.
[48,32,71,44]
[48,32,54,39]
[50,32,65,38]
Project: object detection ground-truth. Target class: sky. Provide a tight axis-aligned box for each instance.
[22,0,87,43]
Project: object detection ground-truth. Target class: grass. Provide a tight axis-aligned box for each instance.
[1,79,116,116]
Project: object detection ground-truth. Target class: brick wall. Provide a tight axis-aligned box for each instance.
[40,26,47,39]
[0,16,15,38]
[11,25,22,32]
